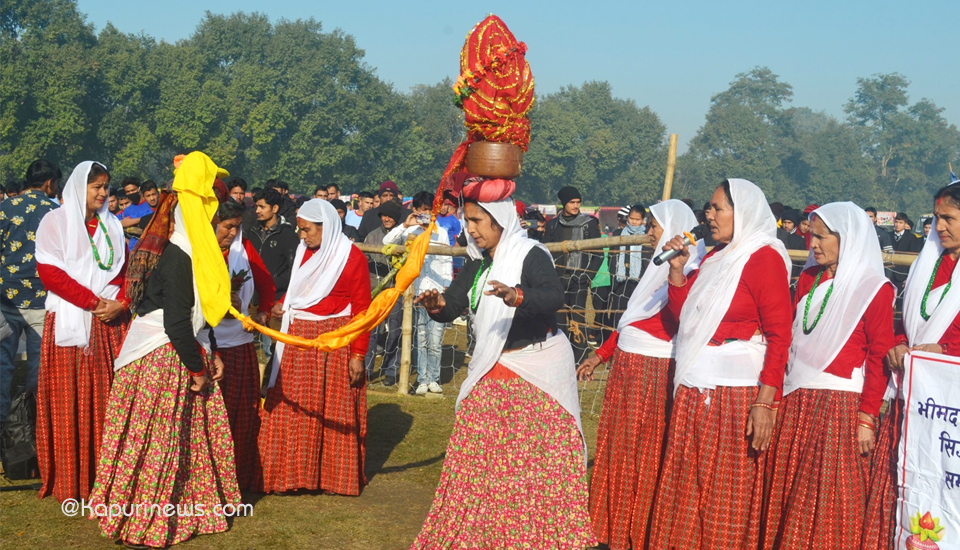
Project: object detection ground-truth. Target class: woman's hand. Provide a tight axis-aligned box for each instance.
[885,343,910,371]
[857,412,877,455]
[576,355,603,381]
[485,280,518,306]
[93,298,125,323]
[190,373,210,392]
[246,311,268,332]
[230,291,242,311]
[211,354,225,382]
[911,343,943,355]
[348,356,365,387]
[271,301,285,320]
[662,234,691,284]
[745,384,778,452]
[414,289,446,312]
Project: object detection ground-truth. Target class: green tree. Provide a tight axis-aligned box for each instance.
[522,81,666,205]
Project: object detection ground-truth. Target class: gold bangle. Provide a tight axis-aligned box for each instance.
[751,402,774,411]
[668,275,687,288]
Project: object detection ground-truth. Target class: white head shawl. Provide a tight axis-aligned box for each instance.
[270,199,352,386]
[672,178,792,391]
[783,202,890,395]
[902,195,960,345]
[617,200,705,330]
[35,161,125,347]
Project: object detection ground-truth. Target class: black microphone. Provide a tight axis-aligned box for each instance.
[652,226,705,266]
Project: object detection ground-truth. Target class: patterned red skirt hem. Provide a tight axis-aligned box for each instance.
[762,388,871,550]
[650,384,766,550]
[217,343,261,491]
[36,312,124,502]
[860,398,901,550]
[253,316,367,495]
[589,349,673,550]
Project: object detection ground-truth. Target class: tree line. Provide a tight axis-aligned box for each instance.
[3,0,959,212]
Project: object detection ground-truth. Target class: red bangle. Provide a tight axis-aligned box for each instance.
[511,286,524,307]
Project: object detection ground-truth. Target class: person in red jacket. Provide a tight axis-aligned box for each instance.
[198,198,275,490]
[864,181,960,550]
[254,199,371,495]
[761,202,894,549]
[650,179,793,550]
[34,161,128,502]
[576,200,705,550]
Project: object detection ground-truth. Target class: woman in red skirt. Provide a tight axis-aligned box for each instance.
[254,198,371,495]
[34,161,128,502]
[576,199,704,549]
[762,202,894,549]
[89,152,240,548]
[411,179,593,549]
[201,198,274,490]
[650,178,793,550]
[868,181,960,549]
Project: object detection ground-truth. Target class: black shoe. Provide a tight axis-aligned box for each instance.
[382,377,397,387]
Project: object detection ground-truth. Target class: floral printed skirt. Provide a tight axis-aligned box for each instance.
[860,398,902,550]
[88,343,241,548]
[411,366,594,550]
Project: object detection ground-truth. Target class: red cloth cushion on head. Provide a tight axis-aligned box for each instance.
[461,178,515,202]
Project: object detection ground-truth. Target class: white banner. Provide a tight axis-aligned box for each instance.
[897,351,960,549]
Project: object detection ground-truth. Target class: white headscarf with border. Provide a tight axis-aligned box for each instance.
[35,161,125,347]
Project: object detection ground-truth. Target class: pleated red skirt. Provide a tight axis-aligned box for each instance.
[217,342,261,491]
[589,349,673,550]
[762,388,871,550]
[860,398,901,550]
[36,312,125,502]
[649,384,766,550]
[253,317,367,495]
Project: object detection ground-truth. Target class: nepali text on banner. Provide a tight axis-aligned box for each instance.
[897,351,960,549]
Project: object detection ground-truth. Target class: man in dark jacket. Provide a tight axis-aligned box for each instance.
[329,199,361,242]
[888,211,923,291]
[244,188,299,300]
[266,178,297,222]
[357,180,412,241]
[777,209,808,251]
[363,200,403,384]
[540,185,602,363]
[865,207,894,254]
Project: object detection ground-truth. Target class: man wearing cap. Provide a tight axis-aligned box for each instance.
[541,185,602,363]
[357,181,412,241]
[777,209,808,251]
[329,199,361,242]
[362,199,404,384]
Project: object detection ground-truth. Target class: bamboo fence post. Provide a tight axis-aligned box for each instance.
[662,133,678,201]
[398,285,415,395]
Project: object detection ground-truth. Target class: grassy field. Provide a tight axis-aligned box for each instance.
[0,380,604,550]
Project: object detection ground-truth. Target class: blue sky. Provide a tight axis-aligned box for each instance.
[76,0,960,153]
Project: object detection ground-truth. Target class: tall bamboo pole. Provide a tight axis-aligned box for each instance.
[662,133,678,201]
[398,285,415,395]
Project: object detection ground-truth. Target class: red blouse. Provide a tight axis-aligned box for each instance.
[228,239,276,315]
[794,267,894,416]
[278,245,372,356]
[894,253,960,356]
[595,308,678,362]
[667,245,793,390]
[36,218,127,311]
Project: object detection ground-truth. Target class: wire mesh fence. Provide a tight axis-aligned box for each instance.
[355,235,921,416]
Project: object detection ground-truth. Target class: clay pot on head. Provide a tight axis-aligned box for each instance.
[465,141,523,179]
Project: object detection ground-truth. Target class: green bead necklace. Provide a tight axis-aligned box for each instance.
[88,214,115,271]
[470,258,492,312]
[802,268,834,335]
[921,256,951,321]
